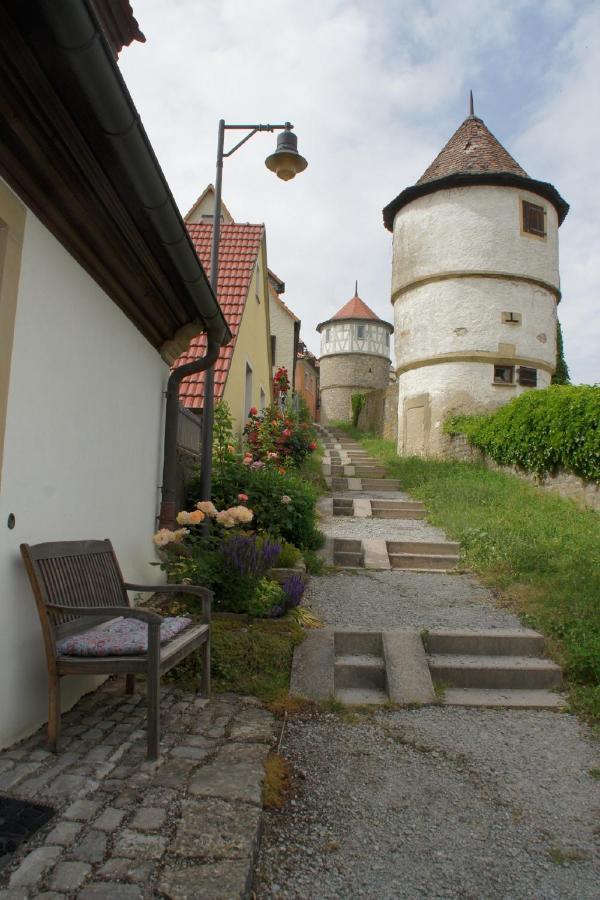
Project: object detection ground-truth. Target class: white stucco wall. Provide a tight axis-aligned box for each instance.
[394,277,557,371]
[268,292,296,379]
[0,210,168,748]
[397,361,552,456]
[392,185,560,297]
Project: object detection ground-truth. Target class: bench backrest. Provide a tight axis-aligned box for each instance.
[20,539,129,651]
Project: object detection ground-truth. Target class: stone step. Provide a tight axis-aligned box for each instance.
[335,687,389,705]
[334,654,386,690]
[425,629,546,657]
[373,508,426,519]
[388,540,460,555]
[371,500,425,511]
[389,553,459,571]
[335,631,383,655]
[333,552,364,567]
[360,479,402,491]
[428,654,563,689]
[442,688,566,709]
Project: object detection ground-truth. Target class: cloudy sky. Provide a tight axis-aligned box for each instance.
[119,0,599,384]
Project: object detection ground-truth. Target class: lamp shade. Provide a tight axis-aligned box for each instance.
[265,128,308,181]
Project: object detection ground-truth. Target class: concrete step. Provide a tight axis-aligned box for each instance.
[335,687,389,705]
[332,539,364,568]
[373,509,426,519]
[361,479,402,491]
[389,554,459,571]
[388,540,460,555]
[371,500,425,511]
[425,629,545,657]
[335,654,386,690]
[428,654,563,689]
[335,631,382,655]
[442,688,566,709]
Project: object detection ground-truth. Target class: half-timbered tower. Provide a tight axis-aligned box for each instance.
[317,289,393,424]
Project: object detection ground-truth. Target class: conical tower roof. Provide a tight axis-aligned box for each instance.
[317,286,393,332]
[383,110,568,231]
[417,115,528,184]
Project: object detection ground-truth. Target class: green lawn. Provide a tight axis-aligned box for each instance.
[336,423,600,725]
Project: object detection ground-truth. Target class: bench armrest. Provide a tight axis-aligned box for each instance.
[46,604,163,625]
[123,583,212,623]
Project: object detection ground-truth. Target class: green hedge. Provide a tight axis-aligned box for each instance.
[445,385,600,482]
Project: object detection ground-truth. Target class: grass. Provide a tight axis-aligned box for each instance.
[334,423,600,724]
[153,597,305,703]
[263,752,293,809]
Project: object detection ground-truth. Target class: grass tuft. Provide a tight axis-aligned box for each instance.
[263,752,293,809]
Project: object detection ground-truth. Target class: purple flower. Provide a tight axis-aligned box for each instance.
[282,573,305,609]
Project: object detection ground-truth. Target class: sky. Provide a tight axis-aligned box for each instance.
[119,0,599,384]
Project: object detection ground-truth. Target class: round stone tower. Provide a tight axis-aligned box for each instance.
[383,105,569,457]
[317,288,393,425]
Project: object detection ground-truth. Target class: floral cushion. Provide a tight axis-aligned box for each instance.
[56,616,192,657]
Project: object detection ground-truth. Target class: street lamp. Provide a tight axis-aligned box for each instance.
[199,120,308,502]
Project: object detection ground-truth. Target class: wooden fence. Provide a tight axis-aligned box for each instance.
[177,406,202,457]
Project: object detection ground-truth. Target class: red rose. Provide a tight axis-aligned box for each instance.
[308,441,317,450]
[248,407,258,417]
[282,428,292,438]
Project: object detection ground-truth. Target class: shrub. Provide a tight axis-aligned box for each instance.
[192,461,322,550]
[274,540,302,568]
[351,392,366,427]
[445,385,600,481]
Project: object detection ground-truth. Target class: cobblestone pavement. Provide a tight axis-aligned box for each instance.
[0,679,276,899]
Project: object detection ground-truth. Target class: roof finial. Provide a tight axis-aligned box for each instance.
[354,279,358,296]
[469,90,474,117]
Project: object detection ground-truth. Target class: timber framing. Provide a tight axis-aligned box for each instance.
[0,1,230,355]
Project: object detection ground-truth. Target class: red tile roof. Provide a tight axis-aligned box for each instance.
[417,116,528,184]
[174,222,265,409]
[332,294,381,322]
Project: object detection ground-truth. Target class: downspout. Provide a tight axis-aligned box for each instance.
[159,333,220,529]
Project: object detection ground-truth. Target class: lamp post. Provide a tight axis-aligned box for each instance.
[198,121,308,502]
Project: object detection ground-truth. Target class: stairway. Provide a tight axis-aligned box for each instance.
[334,631,388,704]
[387,540,460,571]
[425,629,565,708]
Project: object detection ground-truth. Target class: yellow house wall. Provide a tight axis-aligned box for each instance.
[223,238,273,436]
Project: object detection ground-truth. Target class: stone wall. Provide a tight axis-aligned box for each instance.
[357,382,399,442]
[443,434,600,512]
[319,353,390,425]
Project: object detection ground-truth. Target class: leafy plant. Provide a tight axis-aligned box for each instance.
[273,540,302,568]
[444,385,600,481]
[351,392,366,427]
[247,577,284,617]
[552,320,570,385]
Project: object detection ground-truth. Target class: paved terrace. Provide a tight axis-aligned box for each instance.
[0,680,275,899]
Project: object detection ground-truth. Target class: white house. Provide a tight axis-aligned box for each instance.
[268,269,300,389]
[0,0,228,748]
[383,106,569,456]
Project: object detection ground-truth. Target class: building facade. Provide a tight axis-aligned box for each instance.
[317,291,393,425]
[295,341,320,421]
[268,269,300,390]
[383,110,569,456]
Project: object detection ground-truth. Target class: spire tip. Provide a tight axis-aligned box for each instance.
[469,90,474,116]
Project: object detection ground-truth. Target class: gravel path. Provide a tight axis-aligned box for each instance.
[320,516,447,542]
[306,570,522,630]
[254,708,600,899]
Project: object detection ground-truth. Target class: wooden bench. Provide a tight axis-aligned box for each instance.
[20,539,211,760]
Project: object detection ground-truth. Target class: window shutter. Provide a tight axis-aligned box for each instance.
[523,201,546,236]
[270,334,276,362]
[518,366,537,387]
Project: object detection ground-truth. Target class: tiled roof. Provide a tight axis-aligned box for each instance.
[174,222,265,409]
[417,116,528,184]
[332,294,381,322]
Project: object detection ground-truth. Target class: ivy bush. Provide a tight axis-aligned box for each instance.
[445,385,600,481]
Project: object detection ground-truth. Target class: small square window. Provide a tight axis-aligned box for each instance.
[518,366,537,387]
[325,328,332,343]
[493,365,515,385]
[522,200,546,237]
[357,325,365,339]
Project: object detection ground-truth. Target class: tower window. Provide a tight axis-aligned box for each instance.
[325,327,331,343]
[357,325,365,339]
[493,365,515,385]
[522,200,546,237]
[385,332,390,347]
[518,366,537,387]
